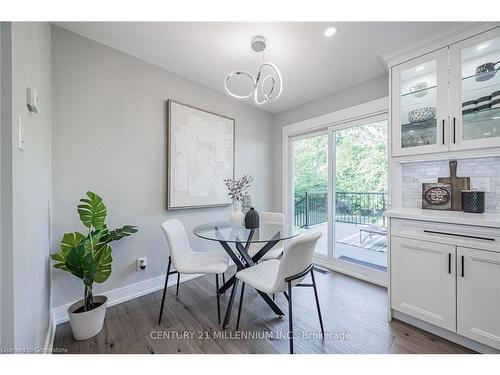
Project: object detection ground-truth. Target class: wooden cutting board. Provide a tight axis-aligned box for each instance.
[438,160,470,211]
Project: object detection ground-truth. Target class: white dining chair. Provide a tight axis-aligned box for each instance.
[246,212,286,261]
[234,231,324,354]
[158,218,229,325]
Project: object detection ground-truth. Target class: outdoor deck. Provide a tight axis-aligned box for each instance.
[303,221,387,270]
[295,191,388,271]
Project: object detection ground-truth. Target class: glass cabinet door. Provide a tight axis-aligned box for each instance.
[392,48,449,156]
[450,29,500,150]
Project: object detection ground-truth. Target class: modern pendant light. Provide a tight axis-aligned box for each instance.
[224,35,283,105]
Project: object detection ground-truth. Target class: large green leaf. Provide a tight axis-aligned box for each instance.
[51,232,86,271]
[102,225,138,244]
[77,191,107,230]
[65,242,95,286]
[94,245,112,283]
[60,232,86,252]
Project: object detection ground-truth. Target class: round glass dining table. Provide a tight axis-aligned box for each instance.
[193,221,301,328]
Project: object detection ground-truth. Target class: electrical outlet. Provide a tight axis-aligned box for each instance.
[470,177,491,192]
[137,257,147,271]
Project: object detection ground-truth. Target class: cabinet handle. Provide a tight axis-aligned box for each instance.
[453,117,456,144]
[423,230,495,241]
[448,253,451,274]
[442,119,445,145]
[461,255,465,277]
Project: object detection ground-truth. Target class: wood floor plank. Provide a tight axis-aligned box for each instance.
[53,268,475,354]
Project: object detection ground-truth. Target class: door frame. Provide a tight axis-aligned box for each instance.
[282,97,390,287]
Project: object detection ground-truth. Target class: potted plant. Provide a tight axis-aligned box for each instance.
[223,175,254,229]
[51,191,137,340]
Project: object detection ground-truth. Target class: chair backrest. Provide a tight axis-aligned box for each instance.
[247,212,285,254]
[260,211,284,224]
[160,219,193,267]
[273,231,322,291]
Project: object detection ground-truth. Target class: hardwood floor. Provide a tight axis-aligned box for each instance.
[53,268,475,354]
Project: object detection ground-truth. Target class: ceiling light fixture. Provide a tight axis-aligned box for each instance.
[477,43,489,50]
[224,35,283,105]
[324,26,339,37]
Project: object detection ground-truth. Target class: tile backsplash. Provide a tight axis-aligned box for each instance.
[402,156,500,212]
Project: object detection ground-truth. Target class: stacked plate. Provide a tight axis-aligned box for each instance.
[492,90,500,109]
[462,90,500,114]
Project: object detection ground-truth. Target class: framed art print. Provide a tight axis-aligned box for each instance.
[167,100,235,209]
[422,183,452,210]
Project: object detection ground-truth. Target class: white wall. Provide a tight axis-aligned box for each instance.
[271,74,389,211]
[0,21,5,348]
[51,26,275,309]
[0,22,52,351]
[273,75,389,128]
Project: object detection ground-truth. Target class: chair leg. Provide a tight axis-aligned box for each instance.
[236,282,245,330]
[310,268,324,335]
[216,274,221,324]
[176,273,180,296]
[272,293,275,301]
[222,273,226,285]
[158,257,172,324]
[283,291,289,302]
[287,281,294,354]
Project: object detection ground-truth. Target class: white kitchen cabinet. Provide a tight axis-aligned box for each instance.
[457,246,500,350]
[449,28,500,151]
[391,236,456,331]
[390,26,500,157]
[388,211,500,352]
[391,48,449,156]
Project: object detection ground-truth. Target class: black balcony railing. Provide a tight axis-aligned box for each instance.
[294,191,387,228]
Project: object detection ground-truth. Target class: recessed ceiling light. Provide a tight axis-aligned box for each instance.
[477,44,489,50]
[324,26,339,37]
[416,65,425,71]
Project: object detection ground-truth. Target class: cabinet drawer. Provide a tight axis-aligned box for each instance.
[391,218,500,251]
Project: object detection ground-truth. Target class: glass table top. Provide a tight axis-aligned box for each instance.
[193,221,302,243]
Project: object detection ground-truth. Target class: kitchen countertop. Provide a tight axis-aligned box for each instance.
[386,208,500,229]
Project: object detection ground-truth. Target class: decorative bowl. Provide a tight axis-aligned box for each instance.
[408,107,436,124]
[409,82,428,97]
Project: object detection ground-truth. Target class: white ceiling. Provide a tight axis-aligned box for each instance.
[54,22,455,113]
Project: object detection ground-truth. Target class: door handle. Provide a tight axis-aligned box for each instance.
[442,119,445,145]
[448,253,451,274]
[461,255,465,277]
[453,117,456,144]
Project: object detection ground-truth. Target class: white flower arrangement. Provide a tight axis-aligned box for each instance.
[223,175,254,202]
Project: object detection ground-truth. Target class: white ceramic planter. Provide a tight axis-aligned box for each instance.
[68,295,108,341]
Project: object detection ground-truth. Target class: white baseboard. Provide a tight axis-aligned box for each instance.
[53,273,201,325]
[43,308,56,354]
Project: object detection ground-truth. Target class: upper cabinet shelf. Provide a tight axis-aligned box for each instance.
[400,85,437,98]
[391,27,500,157]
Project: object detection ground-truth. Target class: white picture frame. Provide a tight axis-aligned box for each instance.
[167,100,235,210]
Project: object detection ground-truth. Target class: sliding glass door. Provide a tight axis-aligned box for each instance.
[288,116,388,285]
[291,131,329,259]
[332,120,388,276]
